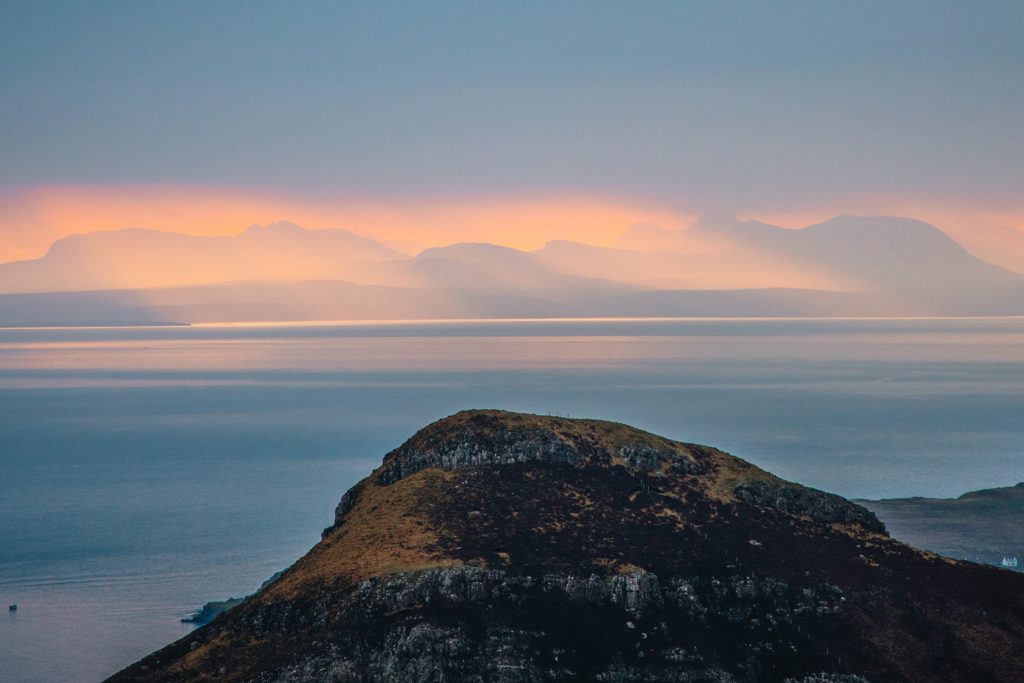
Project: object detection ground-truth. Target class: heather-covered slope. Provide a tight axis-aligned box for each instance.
[109,411,1024,682]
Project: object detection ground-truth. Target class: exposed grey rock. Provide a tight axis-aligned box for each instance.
[246,566,858,682]
[377,422,707,486]
[332,480,365,526]
[378,430,592,485]
[734,480,885,533]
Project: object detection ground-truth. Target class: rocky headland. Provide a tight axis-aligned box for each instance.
[108,410,1024,682]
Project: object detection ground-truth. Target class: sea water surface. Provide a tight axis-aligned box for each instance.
[2,318,1023,682]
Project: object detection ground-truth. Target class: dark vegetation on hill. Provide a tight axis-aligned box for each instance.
[109,411,1024,682]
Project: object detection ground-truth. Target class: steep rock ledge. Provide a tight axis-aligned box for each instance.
[376,411,709,486]
[242,566,855,683]
[735,480,885,534]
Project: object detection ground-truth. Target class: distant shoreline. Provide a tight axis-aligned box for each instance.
[0,321,190,329]
[3,314,1022,331]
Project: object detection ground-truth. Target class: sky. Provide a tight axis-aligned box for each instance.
[2,1,1023,260]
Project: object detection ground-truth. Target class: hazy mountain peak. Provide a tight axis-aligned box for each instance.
[689,213,783,235]
[615,222,686,250]
[242,220,307,235]
[690,211,740,228]
[0,221,407,294]
[540,238,574,248]
[416,241,528,259]
[47,226,170,243]
[811,214,952,236]
[799,215,982,265]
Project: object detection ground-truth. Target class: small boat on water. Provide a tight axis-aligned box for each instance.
[8,604,16,612]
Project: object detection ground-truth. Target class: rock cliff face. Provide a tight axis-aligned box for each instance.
[108,410,1024,682]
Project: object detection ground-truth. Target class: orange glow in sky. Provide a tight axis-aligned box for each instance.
[2,184,1022,267]
[0,185,694,262]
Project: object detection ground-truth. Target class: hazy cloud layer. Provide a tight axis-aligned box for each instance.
[2,2,1023,215]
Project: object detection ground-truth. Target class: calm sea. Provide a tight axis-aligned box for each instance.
[2,318,1023,682]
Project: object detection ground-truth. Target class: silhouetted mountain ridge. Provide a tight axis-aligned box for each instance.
[2,215,1023,321]
[0,223,406,294]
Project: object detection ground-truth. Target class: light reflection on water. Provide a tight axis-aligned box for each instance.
[1,318,1023,682]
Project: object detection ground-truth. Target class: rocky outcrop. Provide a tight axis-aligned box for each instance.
[734,480,885,534]
[235,566,851,682]
[376,411,709,486]
[377,427,586,485]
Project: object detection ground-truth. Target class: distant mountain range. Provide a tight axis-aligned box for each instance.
[1,215,1022,323]
[619,214,1022,291]
[0,221,407,294]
